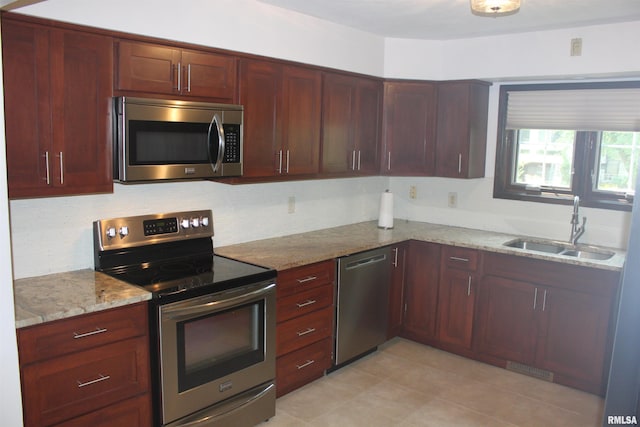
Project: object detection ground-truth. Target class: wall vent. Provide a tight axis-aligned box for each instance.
[506,361,554,382]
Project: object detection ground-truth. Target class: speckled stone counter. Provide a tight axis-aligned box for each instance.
[215,220,626,272]
[14,269,151,328]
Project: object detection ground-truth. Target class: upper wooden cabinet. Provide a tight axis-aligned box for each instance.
[2,17,113,198]
[321,73,381,175]
[239,59,322,178]
[435,81,490,178]
[115,40,237,102]
[381,81,437,176]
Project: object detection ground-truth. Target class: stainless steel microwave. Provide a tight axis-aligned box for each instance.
[113,96,243,182]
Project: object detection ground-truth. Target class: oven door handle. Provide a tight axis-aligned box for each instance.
[162,282,275,321]
[208,113,225,174]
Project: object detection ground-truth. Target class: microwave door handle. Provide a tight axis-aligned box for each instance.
[208,113,225,173]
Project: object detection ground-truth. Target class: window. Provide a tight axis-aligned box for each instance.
[494,82,640,211]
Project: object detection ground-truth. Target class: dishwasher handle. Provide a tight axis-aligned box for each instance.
[344,254,387,270]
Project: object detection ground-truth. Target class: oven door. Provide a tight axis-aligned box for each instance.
[158,280,276,425]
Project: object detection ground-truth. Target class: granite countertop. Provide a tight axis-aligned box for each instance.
[14,269,152,328]
[215,220,626,272]
[14,220,625,329]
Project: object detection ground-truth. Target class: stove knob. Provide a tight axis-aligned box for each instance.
[106,227,116,239]
[201,217,210,227]
[180,218,190,229]
[119,226,129,238]
[190,217,200,228]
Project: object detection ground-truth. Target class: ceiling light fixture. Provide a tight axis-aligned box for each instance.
[470,0,521,17]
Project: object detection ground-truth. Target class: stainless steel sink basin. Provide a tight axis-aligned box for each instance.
[503,238,615,261]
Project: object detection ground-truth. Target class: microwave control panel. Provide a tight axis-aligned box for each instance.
[223,124,241,163]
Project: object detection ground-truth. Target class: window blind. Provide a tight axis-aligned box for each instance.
[505,88,640,132]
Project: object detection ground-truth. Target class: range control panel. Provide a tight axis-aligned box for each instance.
[94,210,213,251]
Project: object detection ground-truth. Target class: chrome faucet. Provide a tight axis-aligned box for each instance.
[570,195,587,245]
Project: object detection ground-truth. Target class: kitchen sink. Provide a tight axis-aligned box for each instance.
[503,238,615,261]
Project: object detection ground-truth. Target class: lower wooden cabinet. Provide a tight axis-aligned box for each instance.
[437,246,480,350]
[387,243,407,338]
[400,241,441,343]
[275,260,335,397]
[476,253,619,394]
[17,303,152,427]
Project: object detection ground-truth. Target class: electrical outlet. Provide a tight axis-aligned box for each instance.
[570,38,582,56]
[448,192,458,208]
[409,185,417,199]
[288,196,296,214]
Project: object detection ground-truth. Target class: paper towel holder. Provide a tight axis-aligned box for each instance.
[378,189,394,230]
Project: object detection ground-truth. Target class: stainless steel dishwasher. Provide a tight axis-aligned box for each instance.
[334,246,392,366]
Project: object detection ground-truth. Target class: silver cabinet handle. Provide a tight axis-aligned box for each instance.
[542,289,548,312]
[449,256,469,263]
[392,247,399,267]
[44,151,51,185]
[467,276,472,296]
[73,327,108,339]
[357,150,362,170]
[352,150,356,170]
[286,150,290,174]
[296,327,316,336]
[458,153,462,174]
[296,360,315,370]
[387,152,391,170]
[296,275,317,283]
[533,288,538,310]
[177,62,182,92]
[296,299,317,308]
[77,373,110,388]
[58,152,64,184]
[187,63,191,93]
[277,150,283,174]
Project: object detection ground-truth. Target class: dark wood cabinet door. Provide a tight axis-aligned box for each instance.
[536,287,612,389]
[2,20,52,198]
[401,241,440,342]
[387,244,407,339]
[476,275,538,365]
[321,73,356,174]
[116,40,180,94]
[435,81,489,178]
[382,82,437,175]
[354,78,382,174]
[50,29,113,195]
[281,65,321,176]
[180,50,237,102]
[437,268,475,349]
[2,19,113,198]
[239,59,282,178]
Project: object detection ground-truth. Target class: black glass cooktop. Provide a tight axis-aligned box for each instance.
[106,254,275,301]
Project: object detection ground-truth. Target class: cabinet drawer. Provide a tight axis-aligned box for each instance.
[21,336,150,427]
[278,260,335,298]
[276,338,332,397]
[442,246,479,271]
[277,282,333,323]
[277,306,333,356]
[18,303,148,364]
[55,393,152,427]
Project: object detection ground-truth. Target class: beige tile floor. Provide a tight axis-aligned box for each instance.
[263,338,604,426]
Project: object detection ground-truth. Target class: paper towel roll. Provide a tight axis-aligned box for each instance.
[378,190,394,229]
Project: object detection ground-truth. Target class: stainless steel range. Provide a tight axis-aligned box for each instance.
[93,210,276,427]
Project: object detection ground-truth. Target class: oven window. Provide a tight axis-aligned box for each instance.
[177,300,265,392]
[129,120,211,165]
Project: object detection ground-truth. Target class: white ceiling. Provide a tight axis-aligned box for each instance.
[258,0,640,40]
